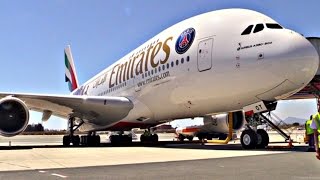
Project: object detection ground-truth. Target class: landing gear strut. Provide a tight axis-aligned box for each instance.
[63,117,83,146]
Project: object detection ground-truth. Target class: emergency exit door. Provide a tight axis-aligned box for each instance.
[197,38,213,72]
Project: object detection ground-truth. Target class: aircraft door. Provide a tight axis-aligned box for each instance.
[197,38,213,72]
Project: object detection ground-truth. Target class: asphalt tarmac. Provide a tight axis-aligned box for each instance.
[0,133,318,180]
[0,149,319,180]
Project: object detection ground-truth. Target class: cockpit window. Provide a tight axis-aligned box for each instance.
[266,23,283,29]
[253,23,264,33]
[241,25,254,35]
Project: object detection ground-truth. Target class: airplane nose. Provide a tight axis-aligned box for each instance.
[256,32,319,101]
[284,34,319,87]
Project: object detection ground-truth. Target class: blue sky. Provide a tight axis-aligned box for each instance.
[0,1,319,129]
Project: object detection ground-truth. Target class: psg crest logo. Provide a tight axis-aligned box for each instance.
[175,28,195,54]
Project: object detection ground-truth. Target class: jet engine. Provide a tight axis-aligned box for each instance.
[0,97,29,137]
[201,111,245,133]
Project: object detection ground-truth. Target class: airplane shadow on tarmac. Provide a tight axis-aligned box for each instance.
[161,143,309,152]
[0,141,309,152]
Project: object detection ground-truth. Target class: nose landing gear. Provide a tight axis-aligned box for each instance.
[240,129,258,149]
[240,127,269,149]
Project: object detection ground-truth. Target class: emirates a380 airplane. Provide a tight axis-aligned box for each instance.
[0,9,318,149]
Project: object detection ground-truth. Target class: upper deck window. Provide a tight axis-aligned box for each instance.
[266,23,283,29]
[253,23,264,33]
[241,25,254,35]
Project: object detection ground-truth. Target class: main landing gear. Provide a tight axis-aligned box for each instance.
[80,132,101,146]
[109,131,132,145]
[178,134,194,142]
[62,117,101,147]
[63,117,81,146]
[140,128,159,144]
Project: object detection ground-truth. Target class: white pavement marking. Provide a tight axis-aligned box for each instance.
[51,173,67,178]
[38,170,46,173]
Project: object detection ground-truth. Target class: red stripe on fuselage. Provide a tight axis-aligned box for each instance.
[182,127,200,133]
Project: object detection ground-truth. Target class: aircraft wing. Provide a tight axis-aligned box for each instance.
[0,92,134,122]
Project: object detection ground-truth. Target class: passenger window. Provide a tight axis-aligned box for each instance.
[266,23,283,29]
[241,25,254,35]
[253,24,264,33]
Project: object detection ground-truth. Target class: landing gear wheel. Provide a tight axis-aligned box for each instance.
[256,129,269,149]
[81,134,100,146]
[72,135,80,146]
[140,134,146,143]
[240,129,257,149]
[178,134,185,142]
[187,136,193,141]
[152,134,159,142]
[140,133,158,144]
[110,134,132,145]
[63,135,80,146]
[63,135,70,146]
[88,135,100,146]
[110,135,119,145]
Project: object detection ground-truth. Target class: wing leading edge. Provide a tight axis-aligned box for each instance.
[0,92,134,125]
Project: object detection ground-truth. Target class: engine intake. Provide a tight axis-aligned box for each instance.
[230,111,245,130]
[0,97,29,137]
[202,111,245,133]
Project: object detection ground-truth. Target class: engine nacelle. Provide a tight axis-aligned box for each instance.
[200,111,245,134]
[0,97,29,137]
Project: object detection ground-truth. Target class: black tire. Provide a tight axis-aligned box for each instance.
[87,136,93,146]
[240,129,257,149]
[125,135,132,143]
[256,129,269,149]
[63,135,70,146]
[178,134,185,142]
[80,136,87,145]
[121,135,131,144]
[140,134,146,143]
[152,134,159,143]
[94,135,101,146]
[187,136,193,141]
[72,135,80,146]
[110,135,119,145]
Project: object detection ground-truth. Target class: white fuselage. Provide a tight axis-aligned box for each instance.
[73,9,319,132]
